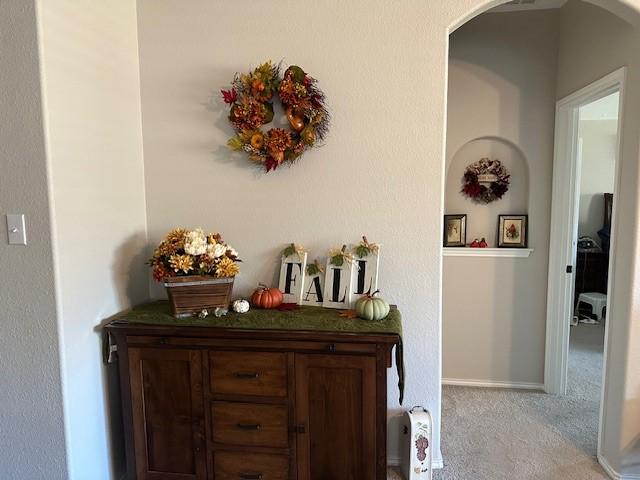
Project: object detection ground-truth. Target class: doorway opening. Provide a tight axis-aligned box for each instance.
[545,69,624,457]
[441,1,634,477]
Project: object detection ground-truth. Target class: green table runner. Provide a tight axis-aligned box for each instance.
[111,301,404,403]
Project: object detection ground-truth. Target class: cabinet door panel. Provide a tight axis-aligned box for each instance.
[128,347,206,480]
[295,354,376,480]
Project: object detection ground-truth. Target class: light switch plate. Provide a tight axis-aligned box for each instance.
[7,214,27,245]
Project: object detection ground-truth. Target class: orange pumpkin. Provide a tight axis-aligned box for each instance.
[251,285,283,309]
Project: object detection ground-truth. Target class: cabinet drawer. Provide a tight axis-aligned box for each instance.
[214,451,288,480]
[210,351,287,397]
[212,401,288,448]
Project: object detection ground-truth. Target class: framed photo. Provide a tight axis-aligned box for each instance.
[278,251,307,303]
[443,214,467,247]
[497,215,528,248]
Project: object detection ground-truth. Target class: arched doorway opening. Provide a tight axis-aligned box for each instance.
[440,1,640,477]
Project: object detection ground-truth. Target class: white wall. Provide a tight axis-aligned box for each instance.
[0,2,67,478]
[556,0,640,474]
[136,0,449,463]
[443,10,558,384]
[3,1,640,477]
[577,118,618,242]
[37,1,148,478]
[135,0,640,471]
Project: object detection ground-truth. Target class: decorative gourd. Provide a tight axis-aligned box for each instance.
[251,284,283,309]
[232,299,250,314]
[355,290,390,321]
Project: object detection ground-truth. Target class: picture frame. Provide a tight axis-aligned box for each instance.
[497,214,528,248]
[278,251,307,304]
[443,214,467,247]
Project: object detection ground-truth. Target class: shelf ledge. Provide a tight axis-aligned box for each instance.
[443,247,534,258]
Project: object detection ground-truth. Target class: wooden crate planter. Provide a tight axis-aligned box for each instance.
[164,276,234,317]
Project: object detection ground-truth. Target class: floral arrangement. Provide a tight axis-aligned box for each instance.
[353,236,380,258]
[462,158,510,204]
[222,61,330,172]
[149,228,240,281]
[328,245,355,267]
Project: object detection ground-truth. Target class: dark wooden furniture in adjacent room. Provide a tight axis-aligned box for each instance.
[573,192,613,316]
[104,303,401,480]
[574,250,609,302]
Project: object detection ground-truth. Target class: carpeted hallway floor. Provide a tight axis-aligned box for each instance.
[388,323,607,480]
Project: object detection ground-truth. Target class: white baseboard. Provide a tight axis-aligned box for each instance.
[387,455,444,469]
[442,378,544,391]
[598,454,640,480]
[387,455,401,466]
[433,455,444,469]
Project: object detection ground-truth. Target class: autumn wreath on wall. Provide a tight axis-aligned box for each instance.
[222,61,330,173]
[462,158,510,204]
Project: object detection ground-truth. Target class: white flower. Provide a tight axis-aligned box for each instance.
[184,228,207,256]
[207,242,227,258]
[227,246,238,257]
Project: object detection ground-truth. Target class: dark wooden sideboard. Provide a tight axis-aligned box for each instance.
[105,319,399,480]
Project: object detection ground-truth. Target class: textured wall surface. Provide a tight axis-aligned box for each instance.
[0,1,67,479]
[136,0,450,463]
[556,0,640,473]
[578,119,618,241]
[135,0,640,470]
[37,1,148,478]
[3,0,640,478]
[443,10,559,385]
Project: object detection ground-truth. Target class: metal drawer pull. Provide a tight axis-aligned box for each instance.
[237,422,261,430]
[239,474,263,480]
[328,343,337,353]
[234,372,259,379]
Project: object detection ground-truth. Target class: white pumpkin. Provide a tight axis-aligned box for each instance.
[355,291,390,321]
[232,298,250,314]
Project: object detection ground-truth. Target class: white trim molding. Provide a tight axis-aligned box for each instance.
[544,68,626,464]
[598,454,640,480]
[387,456,444,470]
[443,247,533,258]
[442,378,544,390]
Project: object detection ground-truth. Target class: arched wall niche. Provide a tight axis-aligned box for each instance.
[445,137,530,245]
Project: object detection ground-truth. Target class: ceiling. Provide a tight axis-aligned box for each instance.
[491,0,568,13]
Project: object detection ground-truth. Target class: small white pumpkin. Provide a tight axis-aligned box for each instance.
[232,298,250,314]
[355,290,390,321]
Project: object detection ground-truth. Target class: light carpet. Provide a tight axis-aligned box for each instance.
[388,323,607,480]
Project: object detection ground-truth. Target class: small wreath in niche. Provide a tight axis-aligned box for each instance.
[222,61,330,173]
[462,158,510,204]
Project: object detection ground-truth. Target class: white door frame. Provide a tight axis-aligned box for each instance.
[544,67,625,448]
